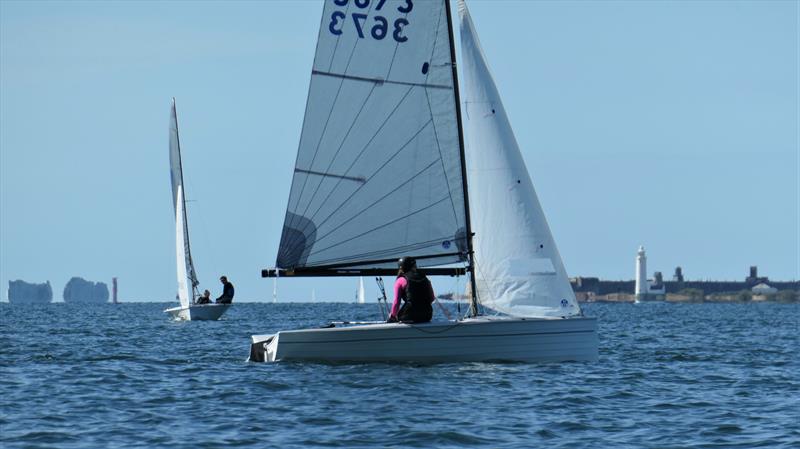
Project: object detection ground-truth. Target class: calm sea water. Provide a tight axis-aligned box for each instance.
[1,302,798,449]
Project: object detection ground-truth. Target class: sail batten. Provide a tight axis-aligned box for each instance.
[277,0,468,273]
[312,70,453,90]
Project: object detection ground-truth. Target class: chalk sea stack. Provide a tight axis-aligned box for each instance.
[63,277,109,303]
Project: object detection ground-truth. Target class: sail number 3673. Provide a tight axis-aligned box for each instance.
[329,0,413,43]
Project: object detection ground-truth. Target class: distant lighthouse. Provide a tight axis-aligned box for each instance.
[635,246,649,300]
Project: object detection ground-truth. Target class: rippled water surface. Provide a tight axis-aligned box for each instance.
[2,302,798,448]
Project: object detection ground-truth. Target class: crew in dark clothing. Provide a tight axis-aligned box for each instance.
[387,257,435,323]
[216,276,234,304]
[196,289,212,304]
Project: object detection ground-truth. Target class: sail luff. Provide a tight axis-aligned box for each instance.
[170,98,199,295]
[280,4,348,254]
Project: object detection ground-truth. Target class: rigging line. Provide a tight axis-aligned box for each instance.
[291,83,378,234]
[282,85,417,253]
[424,85,460,227]
[306,237,461,267]
[286,3,371,238]
[283,112,430,255]
[298,146,439,250]
[307,195,451,258]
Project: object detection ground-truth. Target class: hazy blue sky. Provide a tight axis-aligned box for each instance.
[1,0,797,302]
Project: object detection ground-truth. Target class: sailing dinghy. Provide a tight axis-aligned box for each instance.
[357,277,366,304]
[164,98,230,321]
[250,0,597,362]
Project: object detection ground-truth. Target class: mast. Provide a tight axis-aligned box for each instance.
[172,98,199,296]
[444,0,479,317]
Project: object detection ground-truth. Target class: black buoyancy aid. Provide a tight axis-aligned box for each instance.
[401,271,432,306]
[398,271,433,323]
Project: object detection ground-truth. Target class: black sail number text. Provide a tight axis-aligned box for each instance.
[328,0,413,43]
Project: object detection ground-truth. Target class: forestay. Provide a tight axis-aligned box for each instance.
[169,99,199,295]
[277,0,468,272]
[458,1,581,318]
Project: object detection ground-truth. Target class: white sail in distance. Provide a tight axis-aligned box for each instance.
[358,277,366,304]
[459,1,581,318]
[169,99,199,295]
[276,0,468,272]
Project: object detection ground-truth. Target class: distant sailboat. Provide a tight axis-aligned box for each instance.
[164,98,230,321]
[357,277,366,304]
[250,0,597,362]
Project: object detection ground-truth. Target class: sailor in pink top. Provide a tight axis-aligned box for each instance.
[390,275,408,319]
[387,256,435,323]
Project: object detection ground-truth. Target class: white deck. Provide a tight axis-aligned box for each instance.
[165,303,231,321]
[250,316,597,363]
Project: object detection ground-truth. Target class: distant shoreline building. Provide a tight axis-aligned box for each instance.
[572,249,798,300]
[635,246,665,301]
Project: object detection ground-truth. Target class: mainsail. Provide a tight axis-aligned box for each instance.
[459,1,581,317]
[276,0,468,273]
[169,98,199,296]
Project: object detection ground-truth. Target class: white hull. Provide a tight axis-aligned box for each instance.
[249,316,597,363]
[165,303,231,321]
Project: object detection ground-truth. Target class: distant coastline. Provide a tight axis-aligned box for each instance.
[571,261,798,303]
[571,277,799,303]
